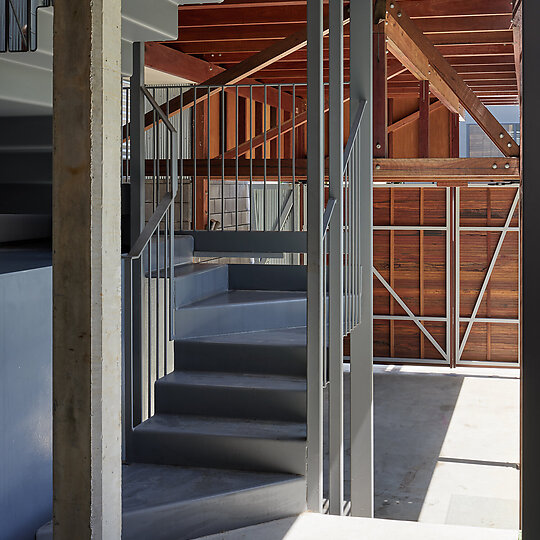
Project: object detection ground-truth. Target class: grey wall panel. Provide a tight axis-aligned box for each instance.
[0,263,52,540]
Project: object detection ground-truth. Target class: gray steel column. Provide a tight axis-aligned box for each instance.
[129,42,145,434]
[349,0,374,517]
[328,0,345,516]
[522,0,537,535]
[306,0,325,513]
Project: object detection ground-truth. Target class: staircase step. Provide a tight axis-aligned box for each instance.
[36,464,306,540]
[174,263,229,307]
[228,264,307,291]
[175,290,306,338]
[131,414,306,475]
[175,327,307,376]
[155,370,306,422]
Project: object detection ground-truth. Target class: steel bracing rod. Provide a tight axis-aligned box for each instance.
[373,267,448,361]
[306,0,325,513]
[328,0,344,517]
[458,188,520,360]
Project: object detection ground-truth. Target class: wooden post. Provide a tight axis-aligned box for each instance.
[373,21,387,158]
[418,80,430,158]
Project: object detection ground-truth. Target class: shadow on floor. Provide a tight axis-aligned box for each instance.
[323,369,465,522]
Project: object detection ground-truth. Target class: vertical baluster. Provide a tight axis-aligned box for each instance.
[179,87,184,230]
[154,89,160,383]
[221,87,225,230]
[292,84,296,232]
[249,85,253,231]
[263,85,267,231]
[278,85,282,230]
[207,86,211,231]
[193,86,197,229]
[235,86,239,230]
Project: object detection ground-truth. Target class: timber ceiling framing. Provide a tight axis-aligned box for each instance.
[155,0,518,107]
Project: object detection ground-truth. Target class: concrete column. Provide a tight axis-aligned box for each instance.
[349,0,374,518]
[52,0,122,538]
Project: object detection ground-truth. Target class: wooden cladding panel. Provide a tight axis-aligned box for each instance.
[374,187,448,362]
[460,323,518,363]
[374,185,519,365]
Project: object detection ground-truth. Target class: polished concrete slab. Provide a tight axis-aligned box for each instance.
[321,365,519,530]
[371,365,520,530]
[198,513,519,540]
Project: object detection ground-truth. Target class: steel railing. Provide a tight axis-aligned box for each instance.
[0,0,51,52]
[123,82,178,451]
[143,82,315,238]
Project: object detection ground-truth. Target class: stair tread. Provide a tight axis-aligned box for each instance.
[158,370,306,391]
[135,413,306,440]
[123,463,303,513]
[177,326,307,347]
[180,290,306,310]
[173,262,226,278]
[38,464,305,538]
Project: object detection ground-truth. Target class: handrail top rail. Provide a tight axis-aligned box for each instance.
[322,197,336,239]
[343,99,367,173]
[125,192,173,260]
[141,85,178,133]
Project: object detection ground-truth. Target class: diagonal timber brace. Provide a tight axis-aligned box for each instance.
[385,0,519,158]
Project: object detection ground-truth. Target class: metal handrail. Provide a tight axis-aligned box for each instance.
[322,197,336,238]
[126,191,174,260]
[2,0,52,52]
[140,85,177,133]
[343,99,366,173]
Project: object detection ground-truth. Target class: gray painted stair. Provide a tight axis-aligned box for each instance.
[37,464,306,540]
[174,262,229,307]
[155,370,306,422]
[131,414,306,475]
[175,289,307,338]
[175,327,307,377]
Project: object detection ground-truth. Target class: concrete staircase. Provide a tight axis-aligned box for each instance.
[38,252,308,539]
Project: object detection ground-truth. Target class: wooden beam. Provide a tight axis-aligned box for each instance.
[511,0,522,104]
[386,1,519,158]
[144,42,299,112]
[373,157,520,183]
[418,80,430,157]
[144,158,315,179]
[387,101,443,133]
[145,7,350,128]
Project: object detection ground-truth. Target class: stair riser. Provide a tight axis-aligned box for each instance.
[175,298,306,339]
[228,264,307,292]
[37,476,306,540]
[132,431,306,475]
[174,265,229,308]
[175,341,307,377]
[122,480,306,540]
[155,383,306,422]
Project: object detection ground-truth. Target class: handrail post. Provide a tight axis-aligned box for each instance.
[349,0,374,518]
[306,0,324,513]
[128,41,145,446]
[328,0,345,516]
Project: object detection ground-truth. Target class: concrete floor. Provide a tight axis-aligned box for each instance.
[199,513,519,540]
[371,365,520,530]
[207,365,520,539]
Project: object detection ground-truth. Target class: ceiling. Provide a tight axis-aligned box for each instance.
[161,0,518,106]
